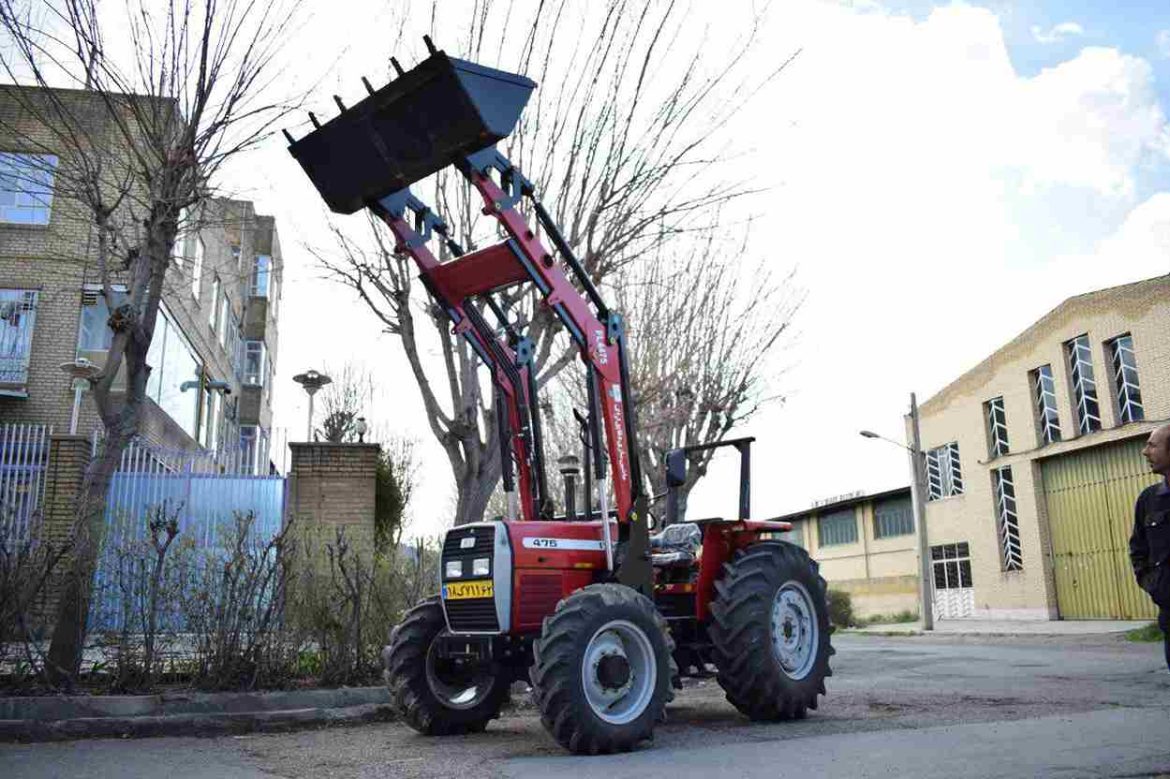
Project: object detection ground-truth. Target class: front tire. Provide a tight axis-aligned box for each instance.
[383,597,510,735]
[709,542,833,720]
[530,584,676,754]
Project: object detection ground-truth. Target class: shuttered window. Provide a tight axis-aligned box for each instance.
[874,495,914,538]
[817,508,858,546]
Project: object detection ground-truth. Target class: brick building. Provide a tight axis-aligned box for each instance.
[912,274,1169,620]
[0,85,283,472]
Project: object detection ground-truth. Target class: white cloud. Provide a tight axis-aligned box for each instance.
[1031,21,1085,44]
[1157,29,1170,58]
[688,2,1170,519]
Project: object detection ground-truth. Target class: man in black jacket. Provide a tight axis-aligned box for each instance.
[1131,424,1170,672]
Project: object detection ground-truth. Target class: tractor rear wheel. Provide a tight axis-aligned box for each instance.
[709,541,833,721]
[530,583,676,754]
[383,597,509,735]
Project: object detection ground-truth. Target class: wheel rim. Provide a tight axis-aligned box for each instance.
[581,619,657,725]
[425,636,495,710]
[770,581,819,680]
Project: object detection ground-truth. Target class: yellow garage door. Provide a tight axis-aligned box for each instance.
[1040,436,1159,620]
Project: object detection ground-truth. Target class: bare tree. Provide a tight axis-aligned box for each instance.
[616,232,803,520]
[0,0,302,682]
[315,362,375,443]
[318,0,794,526]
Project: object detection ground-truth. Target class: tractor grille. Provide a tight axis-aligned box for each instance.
[442,525,500,632]
[444,598,500,632]
[443,526,495,557]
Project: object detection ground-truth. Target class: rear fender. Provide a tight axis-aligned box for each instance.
[694,520,793,622]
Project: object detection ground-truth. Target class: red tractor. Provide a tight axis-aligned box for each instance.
[288,38,832,755]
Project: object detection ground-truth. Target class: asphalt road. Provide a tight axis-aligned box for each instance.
[3,633,1168,778]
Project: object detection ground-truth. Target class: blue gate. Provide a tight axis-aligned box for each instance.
[90,439,286,632]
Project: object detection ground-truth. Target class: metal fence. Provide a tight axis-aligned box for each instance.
[90,437,286,632]
[0,423,50,543]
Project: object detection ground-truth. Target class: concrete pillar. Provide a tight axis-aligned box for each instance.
[37,435,92,628]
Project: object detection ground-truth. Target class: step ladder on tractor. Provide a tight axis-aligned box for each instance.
[287,36,834,755]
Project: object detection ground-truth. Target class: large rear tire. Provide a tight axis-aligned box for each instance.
[530,584,676,754]
[383,597,510,735]
[709,542,833,720]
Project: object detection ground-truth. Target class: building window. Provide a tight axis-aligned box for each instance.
[251,254,271,297]
[208,276,221,331]
[931,543,973,590]
[191,237,204,299]
[202,387,221,451]
[231,244,241,269]
[217,293,231,348]
[874,495,914,539]
[171,207,188,270]
[985,396,1009,458]
[926,442,963,501]
[240,425,257,473]
[817,508,858,546]
[0,152,57,225]
[1031,364,1062,445]
[78,289,130,352]
[1065,334,1101,435]
[992,466,1023,571]
[0,289,37,389]
[1107,334,1144,424]
[144,306,202,439]
[243,340,266,386]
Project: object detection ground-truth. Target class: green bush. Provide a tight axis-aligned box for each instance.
[827,589,855,628]
[1124,622,1165,643]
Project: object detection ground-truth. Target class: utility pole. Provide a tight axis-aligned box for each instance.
[908,392,934,631]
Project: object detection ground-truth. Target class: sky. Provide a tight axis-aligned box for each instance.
[213,0,1170,537]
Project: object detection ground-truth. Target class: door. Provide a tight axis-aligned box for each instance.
[1040,436,1159,620]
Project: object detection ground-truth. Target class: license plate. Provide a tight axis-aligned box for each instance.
[444,580,494,600]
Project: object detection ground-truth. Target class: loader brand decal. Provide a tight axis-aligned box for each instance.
[593,329,608,365]
[522,537,606,551]
[611,402,629,483]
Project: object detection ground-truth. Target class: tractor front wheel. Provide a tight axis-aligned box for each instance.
[530,583,676,754]
[383,597,510,735]
[709,541,833,721]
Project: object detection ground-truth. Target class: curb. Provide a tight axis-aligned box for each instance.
[0,687,394,743]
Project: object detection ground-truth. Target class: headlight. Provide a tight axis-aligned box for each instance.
[472,557,490,577]
[445,559,463,578]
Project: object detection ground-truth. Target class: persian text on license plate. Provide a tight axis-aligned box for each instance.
[444,580,494,600]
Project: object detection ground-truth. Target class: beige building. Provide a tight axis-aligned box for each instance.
[776,487,920,619]
[0,85,283,471]
[913,275,1168,620]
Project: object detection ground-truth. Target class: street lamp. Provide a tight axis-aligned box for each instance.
[354,416,368,443]
[859,391,934,630]
[58,358,101,434]
[292,369,332,441]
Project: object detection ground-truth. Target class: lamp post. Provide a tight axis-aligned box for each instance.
[58,358,101,435]
[860,392,934,630]
[354,416,368,443]
[292,369,332,441]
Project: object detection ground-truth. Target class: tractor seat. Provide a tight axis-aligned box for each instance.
[649,523,701,569]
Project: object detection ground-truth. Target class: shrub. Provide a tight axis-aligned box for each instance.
[1124,622,1165,643]
[827,589,855,628]
[180,511,298,690]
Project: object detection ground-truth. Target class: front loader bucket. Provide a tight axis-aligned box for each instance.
[290,51,536,214]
